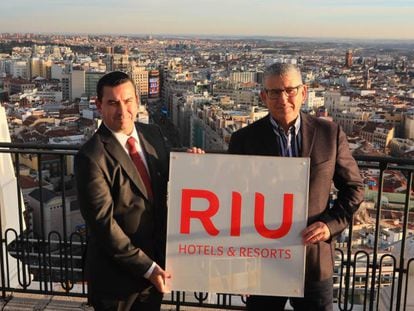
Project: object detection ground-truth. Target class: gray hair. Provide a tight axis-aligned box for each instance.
[262,63,303,86]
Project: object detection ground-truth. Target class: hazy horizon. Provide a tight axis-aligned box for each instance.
[2,0,414,41]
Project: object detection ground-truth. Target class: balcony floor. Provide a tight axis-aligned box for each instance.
[0,292,232,310]
[0,293,90,310]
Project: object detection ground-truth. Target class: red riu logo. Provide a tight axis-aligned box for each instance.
[180,189,293,239]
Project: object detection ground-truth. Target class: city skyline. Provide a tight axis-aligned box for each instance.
[2,0,414,40]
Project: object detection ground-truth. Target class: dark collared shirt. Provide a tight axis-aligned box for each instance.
[270,115,302,157]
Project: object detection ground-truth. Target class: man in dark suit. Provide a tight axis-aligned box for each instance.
[228,63,364,311]
[75,71,171,311]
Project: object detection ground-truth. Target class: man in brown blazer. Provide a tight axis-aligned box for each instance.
[228,63,364,311]
[75,71,171,311]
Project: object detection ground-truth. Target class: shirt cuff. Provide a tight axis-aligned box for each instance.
[143,262,156,279]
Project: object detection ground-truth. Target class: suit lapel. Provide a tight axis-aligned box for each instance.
[256,115,280,156]
[98,125,151,201]
[300,112,316,157]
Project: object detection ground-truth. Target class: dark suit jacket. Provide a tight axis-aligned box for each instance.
[228,113,364,282]
[75,122,169,299]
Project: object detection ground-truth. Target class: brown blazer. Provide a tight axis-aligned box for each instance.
[75,122,169,299]
[228,113,364,282]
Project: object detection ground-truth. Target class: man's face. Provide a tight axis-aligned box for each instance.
[96,81,139,135]
[260,71,307,129]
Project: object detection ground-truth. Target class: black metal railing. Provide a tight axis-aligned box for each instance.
[0,143,413,310]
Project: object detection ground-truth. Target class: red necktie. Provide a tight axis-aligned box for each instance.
[126,137,153,201]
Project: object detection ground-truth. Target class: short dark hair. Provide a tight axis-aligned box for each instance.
[97,71,136,101]
[263,63,303,87]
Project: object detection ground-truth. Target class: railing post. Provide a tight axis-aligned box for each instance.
[59,154,71,292]
[37,153,49,292]
[369,160,387,311]
[395,171,413,311]
[342,220,355,311]
[175,291,181,311]
[0,200,6,299]
[403,258,414,308]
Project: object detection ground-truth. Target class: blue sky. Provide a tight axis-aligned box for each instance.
[1,0,414,39]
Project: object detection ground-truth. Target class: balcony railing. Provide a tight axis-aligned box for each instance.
[0,143,413,310]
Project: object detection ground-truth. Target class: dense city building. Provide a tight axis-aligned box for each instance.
[0,32,414,309]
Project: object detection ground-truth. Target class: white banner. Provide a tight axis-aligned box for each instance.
[166,152,309,297]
